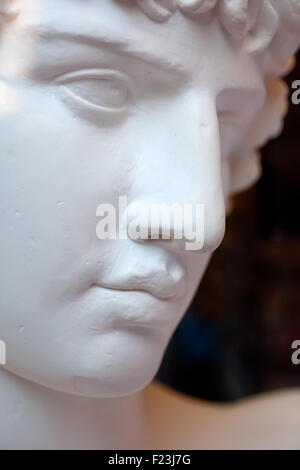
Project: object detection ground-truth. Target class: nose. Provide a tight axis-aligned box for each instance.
[124,90,226,253]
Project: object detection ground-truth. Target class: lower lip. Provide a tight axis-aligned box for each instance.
[89,284,177,329]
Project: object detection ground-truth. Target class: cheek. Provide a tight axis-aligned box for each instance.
[0,86,130,245]
[0,89,137,328]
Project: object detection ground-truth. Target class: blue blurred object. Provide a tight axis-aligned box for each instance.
[173,310,222,362]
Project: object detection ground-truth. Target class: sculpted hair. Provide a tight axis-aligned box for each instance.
[120,0,300,71]
[0,0,299,194]
[131,0,300,34]
[1,0,299,64]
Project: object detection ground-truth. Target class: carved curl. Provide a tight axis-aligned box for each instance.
[125,0,300,64]
[1,1,299,62]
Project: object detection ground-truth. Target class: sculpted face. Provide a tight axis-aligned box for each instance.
[0,0,294,397]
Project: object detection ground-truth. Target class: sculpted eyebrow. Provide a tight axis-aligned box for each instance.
[36,28,186,75]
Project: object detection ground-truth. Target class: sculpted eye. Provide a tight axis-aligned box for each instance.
[55,69,131,124]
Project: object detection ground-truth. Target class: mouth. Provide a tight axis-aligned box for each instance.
[92,263,187,301]
[89,281,188,332]
[91,278,185,301]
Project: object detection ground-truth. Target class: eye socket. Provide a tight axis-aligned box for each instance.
[55,69,132,125]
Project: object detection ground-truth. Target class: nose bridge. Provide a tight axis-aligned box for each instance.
[127,90,226,252]
[131,91,221,198]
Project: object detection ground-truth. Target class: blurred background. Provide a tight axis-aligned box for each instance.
[157,52,300,402]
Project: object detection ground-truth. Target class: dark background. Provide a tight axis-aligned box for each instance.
[157,52,300,402]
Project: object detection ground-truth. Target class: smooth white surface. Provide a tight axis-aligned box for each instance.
[0,0,299,449]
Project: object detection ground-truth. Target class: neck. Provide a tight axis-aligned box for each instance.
[0,368,145,449]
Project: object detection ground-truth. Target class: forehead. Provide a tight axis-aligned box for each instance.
[12,0,263,94]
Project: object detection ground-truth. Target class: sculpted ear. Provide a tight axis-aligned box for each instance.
[230,76,290,196]
[230,150,262,195]
[248,77,289,149]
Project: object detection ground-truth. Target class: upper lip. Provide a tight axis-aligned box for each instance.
[93,262,187,300]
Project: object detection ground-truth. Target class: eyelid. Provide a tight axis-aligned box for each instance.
[54,68,133,126]
[55,68,132,86]
[54,68,133,107]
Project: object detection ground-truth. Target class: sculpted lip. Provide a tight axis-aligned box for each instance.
[92,262,187,300]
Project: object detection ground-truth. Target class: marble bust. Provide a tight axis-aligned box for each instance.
[0,0,299,449]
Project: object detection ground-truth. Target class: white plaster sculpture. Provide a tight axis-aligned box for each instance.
[0,0,300,450]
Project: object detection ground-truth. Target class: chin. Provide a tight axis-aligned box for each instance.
[7,325,171,399]
[64,358,164,399]
[68,331,168,398]
[68,367,158,399]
